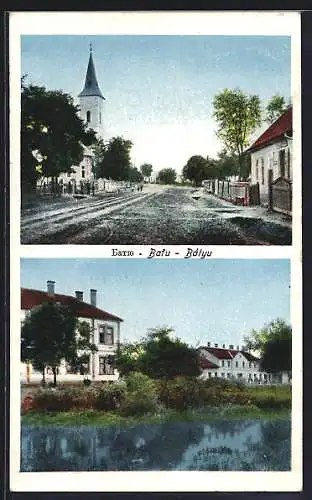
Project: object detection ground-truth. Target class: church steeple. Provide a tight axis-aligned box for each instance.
[78,44,105,100]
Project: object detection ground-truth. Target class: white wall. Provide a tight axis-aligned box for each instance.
[79,95,104,137]
[250,140,292,200]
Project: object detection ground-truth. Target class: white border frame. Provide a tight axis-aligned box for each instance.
[10,10,302,492]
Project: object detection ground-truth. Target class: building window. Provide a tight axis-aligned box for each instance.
[99,325,114,345]
[255,159,259,180]
[99,112,101,124]
[221,360,225,367]
[287,149,291,178]
[227,373,231,378]
[227,360,231,367]
[87,110,91,123]
[215,372,218,377]
[242,362,245,368]
[249,362,252,368]
[208,372,211,378]
[99,356,114,375]
[261,159,264,185]
[279,149,286,177]
[81,168,85,178]
[235,361,238,368]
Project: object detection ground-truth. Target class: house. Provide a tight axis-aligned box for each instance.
[21,280,123,383]
[247,107,292,203]
[198,342,273,384]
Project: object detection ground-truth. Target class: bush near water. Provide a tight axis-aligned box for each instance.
[22,372,291,417]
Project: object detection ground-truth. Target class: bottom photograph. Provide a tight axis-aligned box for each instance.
[19,258,292,472]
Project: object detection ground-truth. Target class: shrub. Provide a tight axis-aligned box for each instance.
[160,376,208,411]
[94,384,126,411]
[32,389,78,412]
[119,372,159,416]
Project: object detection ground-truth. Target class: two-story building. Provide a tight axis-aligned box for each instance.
[198,342,273,384]
[21,280,123,383]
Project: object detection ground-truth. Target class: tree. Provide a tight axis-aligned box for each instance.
[128,166,143,183]
[21,79,96,192]
[265,95,288,124]
[212,88,261,177]
[91,137,106,178]
[140,163,153,179]
[21,302,97,386]
[243,319,292,375]
[116,327,200,380]
[157,168,177,185]
[96,136,133,181]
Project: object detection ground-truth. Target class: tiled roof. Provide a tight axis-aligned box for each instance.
[200,346,239,359]
[200,346,259,362]
[247,107,292,152]
[200,358,219,369]
[21,288,123,322]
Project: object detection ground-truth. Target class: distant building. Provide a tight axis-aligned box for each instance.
[21,280,123,383]
[198,342,289,384]
[247,107,293,203]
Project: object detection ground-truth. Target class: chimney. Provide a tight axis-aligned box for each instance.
[215,343,218,348]
[229,344,234,349]
[75,291,84,301]
[90,289,97,307]
[222,344,226,348]
[207,342,211,347]
[47,280,55,297]
[236,345,239,351]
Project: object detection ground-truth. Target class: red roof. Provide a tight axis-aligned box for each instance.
[200,346,258,362]
[200,358,219,369]
[21,288,123,322]
[247,107,292,152]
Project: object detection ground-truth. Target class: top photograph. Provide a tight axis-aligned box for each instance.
[16,13,299,245]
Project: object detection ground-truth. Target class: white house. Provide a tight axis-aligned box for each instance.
[247,107,293,203]
[21,280,123,383]
[198,342,274,384]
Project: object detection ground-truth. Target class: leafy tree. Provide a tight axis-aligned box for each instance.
[91,137,106,178]
[21,79,96,192]
[157,168,177,185]
[265,95,288,124]
[96,136,133,181]
[212,88,261,177]
[183,156,207,186]
[128,166,143,183]
[260,337,292,374]
[243,319,292,375]
[65,320,98,378]
[21,302,97,386]
[140,163,153,179]
[116,327,200,380]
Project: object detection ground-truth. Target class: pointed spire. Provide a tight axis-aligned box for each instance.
[78,46,105,100]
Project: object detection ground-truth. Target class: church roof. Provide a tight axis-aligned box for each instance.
[78,48,105,100]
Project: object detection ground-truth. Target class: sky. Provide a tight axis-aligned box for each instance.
[20,258,290,347]
[21,35,291,174]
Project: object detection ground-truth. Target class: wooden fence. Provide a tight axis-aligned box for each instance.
[270,176,292,216]
[202,179,250,206]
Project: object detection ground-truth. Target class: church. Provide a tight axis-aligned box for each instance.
[58,45,105,192]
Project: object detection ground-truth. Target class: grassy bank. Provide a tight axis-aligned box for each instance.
[21,373,291,427]
[22,405,290,427]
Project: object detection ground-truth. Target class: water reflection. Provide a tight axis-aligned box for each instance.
[21,419,291,471]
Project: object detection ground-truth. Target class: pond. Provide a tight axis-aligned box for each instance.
[21,418,291,471]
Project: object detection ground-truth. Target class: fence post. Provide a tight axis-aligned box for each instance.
[268,169,273,211]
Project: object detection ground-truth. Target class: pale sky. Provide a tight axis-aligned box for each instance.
[21,259,290,347]
[21,35,291,174]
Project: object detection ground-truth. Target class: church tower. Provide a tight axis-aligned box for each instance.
[78,44,105,137]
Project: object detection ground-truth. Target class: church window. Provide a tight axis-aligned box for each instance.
[87,111,91,123]
[81,168,85,178]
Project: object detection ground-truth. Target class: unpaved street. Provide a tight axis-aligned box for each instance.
[21,186,291,245]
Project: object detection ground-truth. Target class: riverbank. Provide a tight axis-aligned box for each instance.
[22,404,290,427]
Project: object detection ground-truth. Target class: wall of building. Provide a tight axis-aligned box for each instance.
[250,140,292,200]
